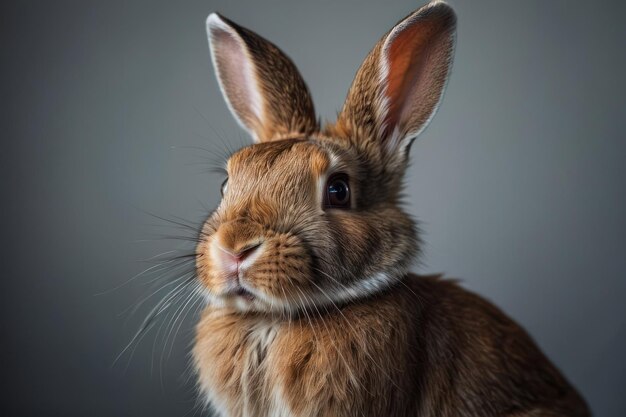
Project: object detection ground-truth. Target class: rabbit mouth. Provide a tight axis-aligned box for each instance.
[233,286,255,301]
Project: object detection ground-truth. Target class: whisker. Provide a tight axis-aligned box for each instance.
[164,282,203,361]
[118,263,197,319]
[135,235,202,244]
[139,209,203,235]
[112,273,196,368]
[96,251,194,297]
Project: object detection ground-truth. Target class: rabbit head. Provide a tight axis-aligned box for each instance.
[196,2,456,313]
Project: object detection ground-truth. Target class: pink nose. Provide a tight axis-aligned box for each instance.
[216,243,261,272]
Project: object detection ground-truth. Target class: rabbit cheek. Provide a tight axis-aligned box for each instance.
[244,233,313,310]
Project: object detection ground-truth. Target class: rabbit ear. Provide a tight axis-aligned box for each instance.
[206,14,318,142]
[334,1,456,157]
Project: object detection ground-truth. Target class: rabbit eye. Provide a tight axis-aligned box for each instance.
[220,178,228,197]
[324,173,350,209]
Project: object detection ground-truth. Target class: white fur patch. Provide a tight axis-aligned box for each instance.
[330,271,397,304]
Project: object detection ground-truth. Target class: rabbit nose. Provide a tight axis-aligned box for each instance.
[225,243,261,263]
[214,242,262,272]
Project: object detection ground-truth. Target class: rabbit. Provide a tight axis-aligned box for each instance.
[192,2,590,416]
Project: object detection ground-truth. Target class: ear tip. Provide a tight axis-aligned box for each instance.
[206,12,229,32]
[424,0,453,10]
[421,1,457,26]
[206,12,220,26]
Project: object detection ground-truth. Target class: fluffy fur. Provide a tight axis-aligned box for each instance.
[194,2,589,416]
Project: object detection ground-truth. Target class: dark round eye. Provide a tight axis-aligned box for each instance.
[220,178,228,197]
[324,173,350,209]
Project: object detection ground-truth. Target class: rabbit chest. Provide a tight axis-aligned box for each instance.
[193,303,414,417]
[193,311,286,417]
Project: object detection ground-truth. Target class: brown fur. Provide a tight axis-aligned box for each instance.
[195,275,588,416]
[208,14,317,142]
[195,3,590,416]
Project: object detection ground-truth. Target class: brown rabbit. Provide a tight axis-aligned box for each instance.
[192,2,590,416]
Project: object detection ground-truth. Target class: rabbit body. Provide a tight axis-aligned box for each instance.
[194,274,588,417]
[193,2,590,416]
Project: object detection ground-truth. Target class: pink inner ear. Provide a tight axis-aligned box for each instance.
[210,22,264,137]
[383,16,452,143]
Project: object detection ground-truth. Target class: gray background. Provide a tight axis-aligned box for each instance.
[2,0,625,415]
